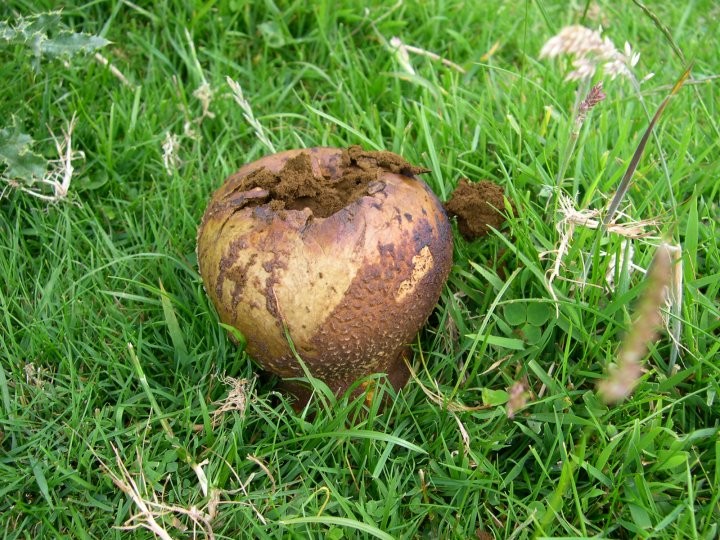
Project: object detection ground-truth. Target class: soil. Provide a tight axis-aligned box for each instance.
[444,178,508,240]
[344,145,430,177]
[240,146,429,218]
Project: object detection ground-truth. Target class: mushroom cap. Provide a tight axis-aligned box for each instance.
[197,147,452,396]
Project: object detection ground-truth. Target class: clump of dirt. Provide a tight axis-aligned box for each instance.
[242,153,346,217]
[344,145,430,177]
[239,146,428,218]
[444,178,508,240]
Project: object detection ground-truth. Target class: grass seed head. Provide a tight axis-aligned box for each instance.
[598,243,673,403]
[161,131,181,176]
[540,25,640,81]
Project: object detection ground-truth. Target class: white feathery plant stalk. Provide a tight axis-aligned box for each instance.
[161,131,180,176]
[598,242,673,404]
[226,77,276,154]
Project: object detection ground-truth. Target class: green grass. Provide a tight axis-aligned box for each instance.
[1,1,719,538]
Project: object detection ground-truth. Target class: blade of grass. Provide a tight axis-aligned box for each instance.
[127,342,175,438]
[31,459,54,510]
[603,64,692,227]
[127,342,209,495]
[279,516,395,540]
[0,364,13,448]
[631,0,687,63]
[535,429,587,537]
[158,279,188,360]
[305,104,380,149]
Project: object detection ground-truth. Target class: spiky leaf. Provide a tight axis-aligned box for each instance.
[0,11,109,68]
[0,127,47,181]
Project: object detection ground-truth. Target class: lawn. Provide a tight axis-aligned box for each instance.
[1,1,719,538]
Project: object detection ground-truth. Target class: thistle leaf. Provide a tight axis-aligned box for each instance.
[0,10,109,68]
[39,30,109,57]
[0,126,47,181]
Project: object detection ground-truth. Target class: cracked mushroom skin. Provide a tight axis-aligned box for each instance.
[197,147,453,403]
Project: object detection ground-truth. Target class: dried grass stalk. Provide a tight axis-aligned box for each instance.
[598,243,672,403]
[212,375,253,426]
[161,131,181,176]
[103,445,216,540]
[389,36,466,74]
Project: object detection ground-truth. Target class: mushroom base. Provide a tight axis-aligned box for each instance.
[276,347,412,411]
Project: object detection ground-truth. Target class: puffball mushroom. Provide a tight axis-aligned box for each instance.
[197,146,452,405]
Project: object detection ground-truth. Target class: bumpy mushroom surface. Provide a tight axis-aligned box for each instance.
[197,146,452,400]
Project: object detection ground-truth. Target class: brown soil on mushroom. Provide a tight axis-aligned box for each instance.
[444,178,508,240]
[345,145,430,177]
[239,146,429,218]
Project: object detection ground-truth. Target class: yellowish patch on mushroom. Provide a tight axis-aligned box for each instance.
[396,245,434,302]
